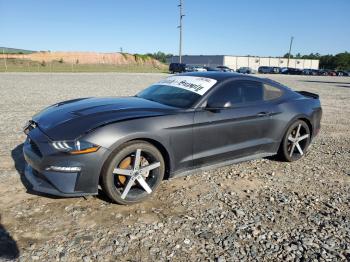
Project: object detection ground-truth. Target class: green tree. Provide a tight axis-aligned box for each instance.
[284,52,350,70]
[334,52,350,70]
[146,51,173,63]
[283,53,293,58]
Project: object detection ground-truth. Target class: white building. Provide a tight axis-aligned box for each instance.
[168,55,319,70]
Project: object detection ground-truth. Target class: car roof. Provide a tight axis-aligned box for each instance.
[179,71,259,82]
[177,71,291,91]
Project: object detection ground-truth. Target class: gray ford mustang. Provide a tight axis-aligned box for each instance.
[23,72,322,204]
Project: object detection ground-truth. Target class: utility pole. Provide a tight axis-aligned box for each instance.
[287,36,294,67]
[178,0,184,63]
[2,48,7,71]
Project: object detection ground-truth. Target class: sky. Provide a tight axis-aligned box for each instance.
[1,0,349,56]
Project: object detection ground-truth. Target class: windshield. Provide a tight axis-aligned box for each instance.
[136,75,217,108]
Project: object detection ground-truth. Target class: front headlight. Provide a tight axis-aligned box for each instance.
[51,140,100,155]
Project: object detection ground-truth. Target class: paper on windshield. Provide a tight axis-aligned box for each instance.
[156,76,217,95]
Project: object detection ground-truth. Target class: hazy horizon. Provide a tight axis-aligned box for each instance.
[1,0,349,56]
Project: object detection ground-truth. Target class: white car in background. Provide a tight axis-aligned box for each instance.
[236,67,257,74]
[192,65,207,72]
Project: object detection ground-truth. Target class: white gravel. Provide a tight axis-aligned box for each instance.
[0,73,349,261]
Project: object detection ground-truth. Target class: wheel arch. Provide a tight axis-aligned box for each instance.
[298,117,313,138]
[277,114,313,146]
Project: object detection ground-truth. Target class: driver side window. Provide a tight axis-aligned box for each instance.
[208,80,264,108]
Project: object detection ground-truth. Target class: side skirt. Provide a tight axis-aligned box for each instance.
[170,152,276,179]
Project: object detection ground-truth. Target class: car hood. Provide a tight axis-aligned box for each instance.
[33,97,177,140]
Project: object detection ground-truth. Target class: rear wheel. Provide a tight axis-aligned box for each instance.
[101,141,165,205]
[279,120,311,162]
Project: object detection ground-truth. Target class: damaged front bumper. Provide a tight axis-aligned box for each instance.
[22,126,107,197]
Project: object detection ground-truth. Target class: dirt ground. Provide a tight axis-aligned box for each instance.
[0,73,349,261]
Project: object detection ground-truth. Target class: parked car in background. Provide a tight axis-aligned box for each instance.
[258,66,273,74]
[326,70,337,76]
[216,65,234,72]
[258,66,280,74]
[339,71,350,76]
[203,66,221,72]
[182,65,194,72]
[236,67,256,74]
[312,69,319,75]
[318,70,338,76]
[336,71,347,76]
[317,70,328,76]
[271,67,281,74]
[302,69,318,75]
[185,65,207,72]
[280,67,303,75]
[192,65,207,72]
[169,63,187,73]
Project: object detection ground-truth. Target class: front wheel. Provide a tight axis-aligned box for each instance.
[279,120,311,162]
[101,141,165,205]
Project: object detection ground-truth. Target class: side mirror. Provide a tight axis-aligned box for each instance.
[206,98,232,109]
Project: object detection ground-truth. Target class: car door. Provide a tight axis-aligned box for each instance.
[192,79,273,167]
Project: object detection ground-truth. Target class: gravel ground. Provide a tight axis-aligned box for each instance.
[0,73,349,261]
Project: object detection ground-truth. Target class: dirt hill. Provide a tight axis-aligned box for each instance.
[0,51,163,66]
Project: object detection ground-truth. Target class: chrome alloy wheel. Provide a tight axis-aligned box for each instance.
[285,121,311,161]
[113,149,161,200]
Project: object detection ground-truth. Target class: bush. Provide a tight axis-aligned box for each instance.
[133,54,150,62]
[297,52,350,70]
[146,51,173,63]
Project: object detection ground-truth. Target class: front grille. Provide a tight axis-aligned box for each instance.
[30,139,43,158]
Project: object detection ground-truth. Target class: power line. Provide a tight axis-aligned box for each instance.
[287,36,294,67]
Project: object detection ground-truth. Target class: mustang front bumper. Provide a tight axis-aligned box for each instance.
[23,127,108,197]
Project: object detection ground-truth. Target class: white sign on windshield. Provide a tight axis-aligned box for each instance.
[156,76,217,95]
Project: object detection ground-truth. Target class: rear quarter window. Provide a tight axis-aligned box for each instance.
[264,84,283,100]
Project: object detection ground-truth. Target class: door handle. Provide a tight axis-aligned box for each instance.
[257,112,271,117]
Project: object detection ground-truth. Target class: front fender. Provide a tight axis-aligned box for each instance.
[82,113,194,174]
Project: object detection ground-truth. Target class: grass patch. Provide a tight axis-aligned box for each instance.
[133,54,151,62]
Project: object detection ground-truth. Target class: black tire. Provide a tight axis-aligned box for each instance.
[278,120,311,162]
[101,140,165,205]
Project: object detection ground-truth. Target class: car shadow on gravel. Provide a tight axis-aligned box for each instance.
[336,85,350,88]
[299,80,350,87]
[11,143,62,199]
[0,215,20,260]
[11,143,29,186]
[264,155,282,162]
